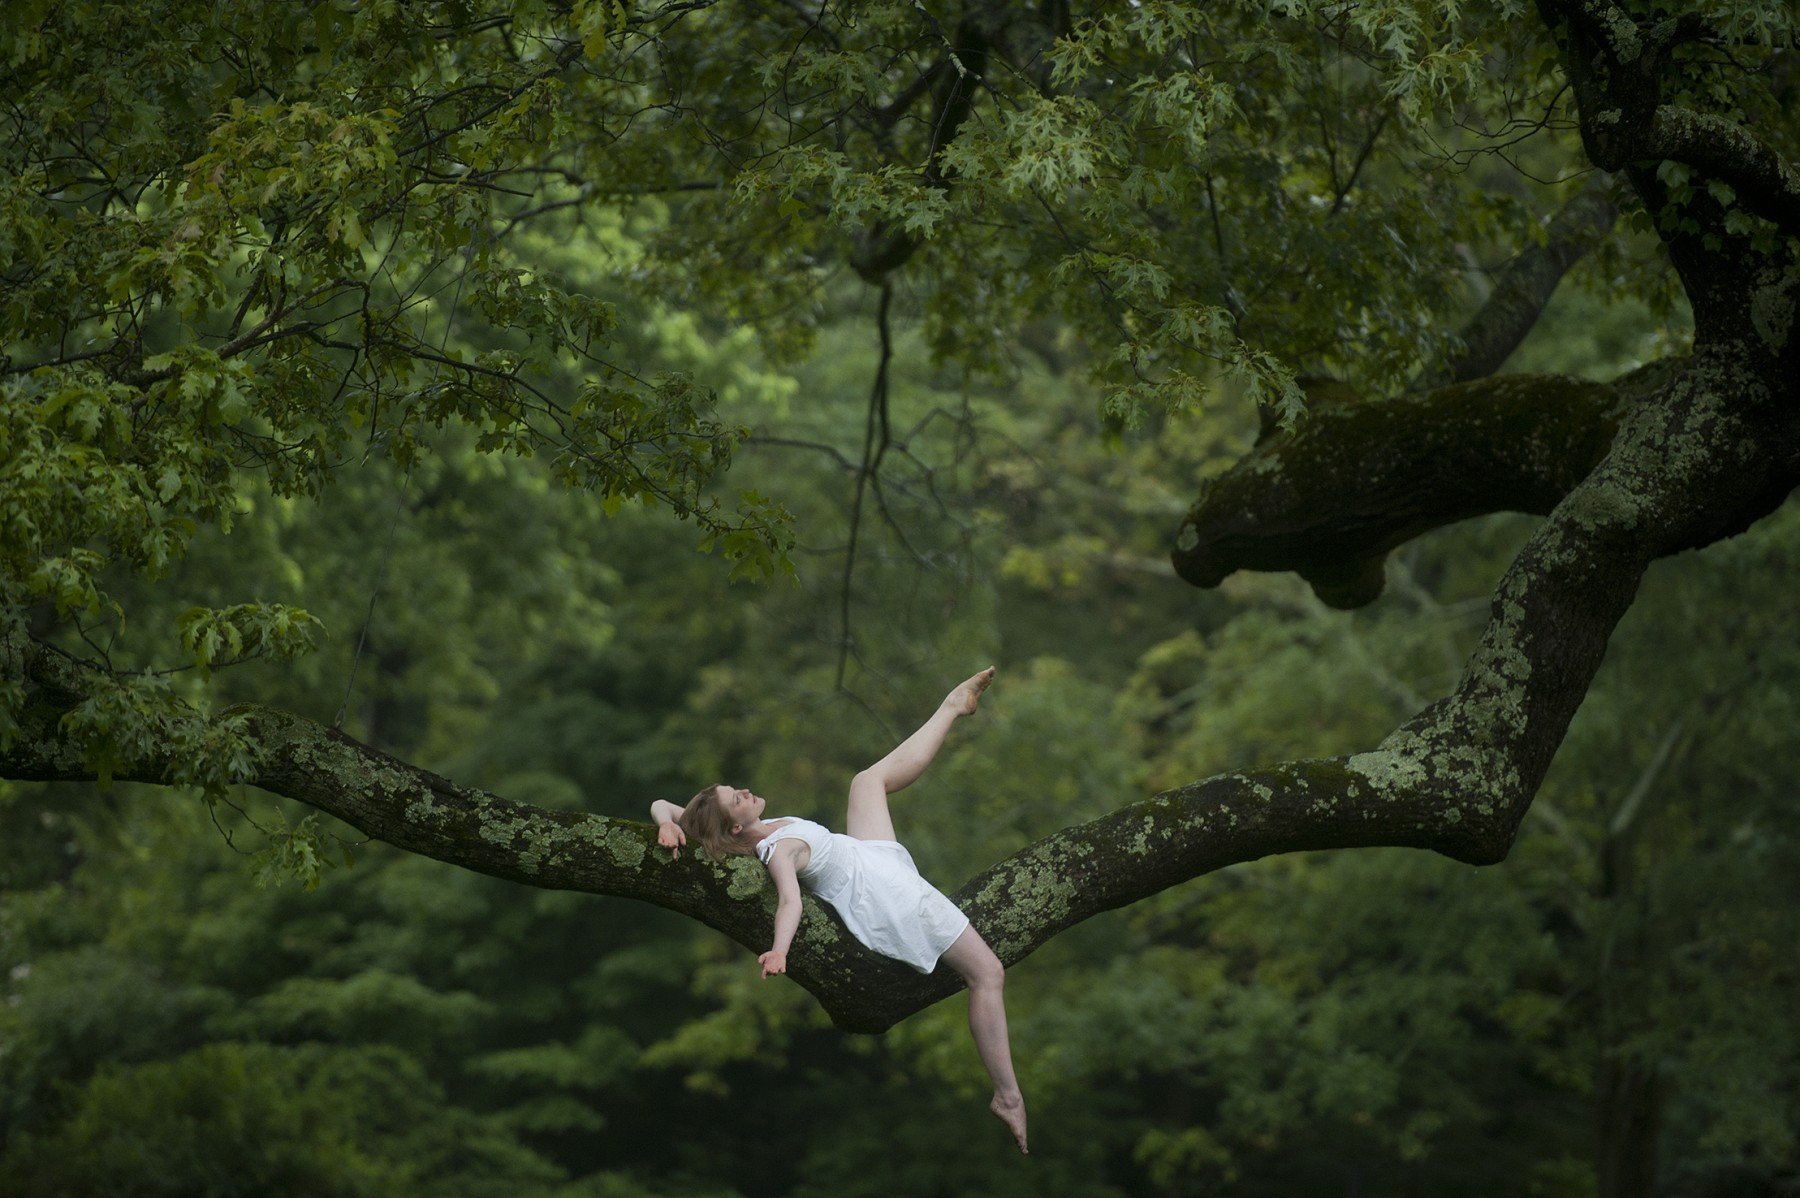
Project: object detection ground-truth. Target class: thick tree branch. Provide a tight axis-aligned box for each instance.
[1155,344,1796,933]
[849,22,991,282]
[1417,181,1620,389]
[1174,371,1643,607]
[1579,97,1800,237]
[1540,0,1800,238]
[0,624,1605,1031]
[1641,104,1800,237]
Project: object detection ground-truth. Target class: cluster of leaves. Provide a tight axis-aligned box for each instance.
[606,0,1598,429]
[1,0,796,598]
[2,0,817,792]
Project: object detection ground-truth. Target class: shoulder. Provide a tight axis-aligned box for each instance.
[760,837,811,878]
[756,822,800,860]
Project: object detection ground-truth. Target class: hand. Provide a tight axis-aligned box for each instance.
[657,821,687,857]
[758,950,787,978]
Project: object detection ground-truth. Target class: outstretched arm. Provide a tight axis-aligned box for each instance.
[858,667,994,795]
[759,844,804,977]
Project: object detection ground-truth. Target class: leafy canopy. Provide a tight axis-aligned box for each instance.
[4,0,1794,836]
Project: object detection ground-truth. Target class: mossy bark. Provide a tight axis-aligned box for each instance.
[1172,371,1636,607]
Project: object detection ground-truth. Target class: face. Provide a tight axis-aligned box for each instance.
[715,785,765,834]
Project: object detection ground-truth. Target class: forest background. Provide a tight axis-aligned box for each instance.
[2,0,1797,1195]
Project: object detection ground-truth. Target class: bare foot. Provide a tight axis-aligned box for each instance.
[990,1091,1028,1154]
[948,667,996,717]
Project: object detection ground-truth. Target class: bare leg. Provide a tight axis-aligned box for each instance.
[846,668,994,842]
[940,925,1028,1154]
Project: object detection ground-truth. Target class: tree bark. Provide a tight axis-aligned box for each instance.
[1173,368,1659,608]
[1415,181,1620,390]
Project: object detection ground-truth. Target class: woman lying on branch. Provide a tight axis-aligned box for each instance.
[650,668,1028,1154]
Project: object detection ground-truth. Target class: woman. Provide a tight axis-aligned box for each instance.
[648,668,1028,1153]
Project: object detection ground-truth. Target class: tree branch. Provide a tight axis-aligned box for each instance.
[849,21,991,282]
[1539,0,1800,238]
[1175,371,1641,607]
[1641,103,1800,237]
[1416,179,1619,389]
[0,624,1583,1031]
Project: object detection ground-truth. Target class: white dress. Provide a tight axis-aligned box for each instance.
[756,817,970,973]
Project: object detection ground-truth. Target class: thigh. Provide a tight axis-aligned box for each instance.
[844,770,896,842]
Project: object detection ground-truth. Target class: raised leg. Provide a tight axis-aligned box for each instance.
[845,668,993,842]
[940,925,1028,1154]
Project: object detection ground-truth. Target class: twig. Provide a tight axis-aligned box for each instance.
[836,283,895,690]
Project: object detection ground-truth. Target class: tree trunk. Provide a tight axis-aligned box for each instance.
[1597,1057,1663,1198]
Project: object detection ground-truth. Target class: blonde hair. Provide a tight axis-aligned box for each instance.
[679,784,753,861]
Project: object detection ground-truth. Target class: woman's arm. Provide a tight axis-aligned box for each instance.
[650,799,686,856]
[758,844,804,977]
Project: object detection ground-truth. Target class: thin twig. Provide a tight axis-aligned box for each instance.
[835,283,894,690]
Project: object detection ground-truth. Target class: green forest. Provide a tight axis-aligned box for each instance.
[2,0,1797,1194]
